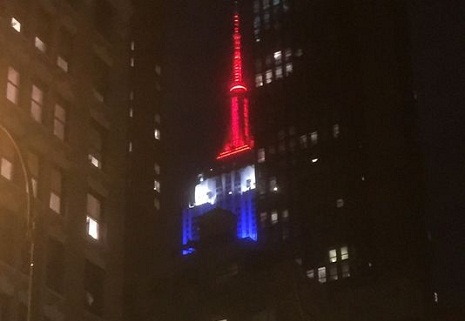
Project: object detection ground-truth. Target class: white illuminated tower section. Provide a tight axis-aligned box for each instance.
[217,7,254,160]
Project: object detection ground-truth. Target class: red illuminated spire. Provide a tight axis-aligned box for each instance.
[217,3,254,160]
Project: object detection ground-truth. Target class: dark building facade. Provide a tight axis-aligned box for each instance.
[124,0,165,320]
[0,0,132,320]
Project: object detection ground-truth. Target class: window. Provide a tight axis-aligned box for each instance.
[341,261,350,278]
[128,142,132,152]
[49,169,62,214]
[255,74,263,87]
[87,194,101,240]
[271,210,278,225]
[130,57,134,67]
[53,104,66,140]
[282,209,289,221]
[329,249,337,263]
[57,56,69,72]
[275,66,283,79]
[333,124,340,138]
[310,131,318,145]
[85,260,104,316]
[155,114,161,123]
[154,163,161,175]
[273,0,280,5]
[329,265,338,281]
[274,50,282,65]
[154,179,161,192]
[35,37,46,53]
[269,177,278,192]
[46,238,64,293]
[265,69,272,84]
[257,148,265,163]
[340,246,349,260]
[6,67,20,104]
[306,269,314,279]
[299,134,307,149]
[336,198,344,208]
[254,0,260,13]
[155,65,162,75]
[130,41,135,51]
[312,158,318,163]
[0,158,13,180]
[263,0,270,10]
[57,28,73,73]
[89,127,104,169]
[285,62,293,76]
[154,129,161,140]
[11,17,21,32]
[285,48,292,61]
[317,267,326,283]
[260,212,267,227]
[31,85,43,122]
[154,197,160,210]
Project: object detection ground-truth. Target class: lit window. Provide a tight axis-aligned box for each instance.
[257,148,265,163]
[129,108,134,118]
[254,29,260,42]
[269,177,278,192]
[27,152,39,198]
[312,158,318,163]
[333,124,340,138]
[154,129,161,140]
[130,57,134,67]
[306,269,314,279]
[299,134,307,149]
[154,163,161,174]
[310,131,318,145]
[265,69,272,84]
[11,17,21,32]
[57,56,69,72]
[128,142,132,152]
[35,37,46,52]
[274,50,282,65]
[255,74,263,87]
[273,0,281,5]
[49,169,62,214]
[329,249,337,263]
[296,48,303,57]
[433,292,438,303]
[154,179,161,192]
[53,104,66,140]
[31,85,43,122]
[0,158,13,180]
[285,62,293,76]
[340,246,349,260]
[329,265,338,281]
[271,210,278,224]
[336,198,344,208]
[129,91,134,100]
[260,211,267,223]
[155,65,162,75]
[87,216,99,240]
[87,193,101,240]
[341,261,350,278]
[130,41,135,51]
[6,67,20,104]
[317,267,326,283]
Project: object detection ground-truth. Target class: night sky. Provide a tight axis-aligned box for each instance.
[162,0,465,308]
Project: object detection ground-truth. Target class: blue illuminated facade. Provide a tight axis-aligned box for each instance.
[182,165,257,254]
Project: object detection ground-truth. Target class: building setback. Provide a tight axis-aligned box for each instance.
[0,0,131,320]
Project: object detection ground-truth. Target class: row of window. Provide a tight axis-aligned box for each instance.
[306,247,350,283]
[10,17,70,73]
[256,124,340,163]
[259,209,289,226]
[253,0,290,40]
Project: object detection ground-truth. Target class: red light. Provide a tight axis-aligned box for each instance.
[217,8,254,160]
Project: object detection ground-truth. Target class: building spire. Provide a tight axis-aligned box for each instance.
[217,2,254,160]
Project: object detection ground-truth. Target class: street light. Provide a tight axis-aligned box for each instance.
[0,124,35,321]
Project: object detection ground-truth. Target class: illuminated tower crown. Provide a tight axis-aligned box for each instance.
[217,4,254,160]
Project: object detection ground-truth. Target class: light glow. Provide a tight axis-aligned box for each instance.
[217,10,254,160]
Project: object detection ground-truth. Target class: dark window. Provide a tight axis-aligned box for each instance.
[0,293,10,320]
[46,238,64,293]
[94,1,114,39]
[85,260,104,316]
